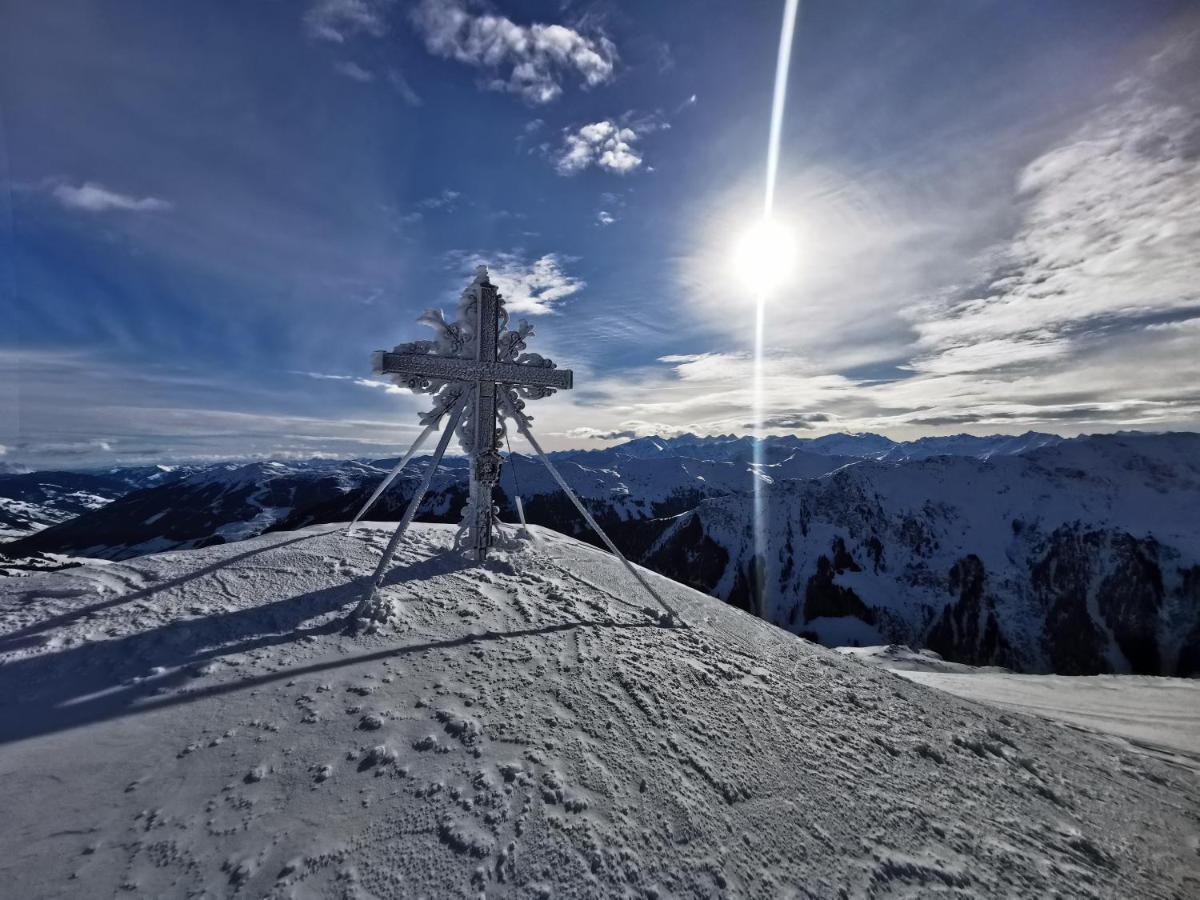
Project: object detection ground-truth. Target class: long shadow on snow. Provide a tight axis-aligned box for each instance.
[0,528,339,653]
[0,551,656,745]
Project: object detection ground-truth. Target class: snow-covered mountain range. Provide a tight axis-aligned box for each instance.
[645,432,1200,676]
[555,428,1064,464]
[3,431,1198,676]
[0,465,199,540]
[1,523,1195,897]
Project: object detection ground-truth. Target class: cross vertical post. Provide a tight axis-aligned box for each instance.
[467,277,502,560]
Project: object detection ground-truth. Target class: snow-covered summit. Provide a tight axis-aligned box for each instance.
[1,523,1196,897]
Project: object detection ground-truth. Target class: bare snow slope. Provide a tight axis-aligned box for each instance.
[898,670,1200,767]
[839,646,1200,769]
[0,524,1197,899]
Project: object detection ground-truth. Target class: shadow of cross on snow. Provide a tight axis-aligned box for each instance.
[0,529,337,654]
[0,554,657,745]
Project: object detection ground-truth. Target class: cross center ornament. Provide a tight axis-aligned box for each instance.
[372,265,572,560]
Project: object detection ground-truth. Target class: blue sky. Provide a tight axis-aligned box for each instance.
[3,0,1198,469]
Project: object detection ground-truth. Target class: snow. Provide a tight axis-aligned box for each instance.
[0,494,110,539]
[837,644,1006,674]
[841,645,1200,769]
[0,550,115,578]
[0,523,1197,897]
[899,671,1200,768]
[213,505,293,542]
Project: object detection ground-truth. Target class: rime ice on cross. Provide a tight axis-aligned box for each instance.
[349,264,681,627]
[370,265,571,559]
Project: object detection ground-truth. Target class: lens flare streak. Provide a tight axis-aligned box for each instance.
[753,0,800,616]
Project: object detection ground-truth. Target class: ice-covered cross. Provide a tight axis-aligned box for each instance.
[369,265,572,560]
[350,264,679,626]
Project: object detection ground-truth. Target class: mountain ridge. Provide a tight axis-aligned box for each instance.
[4,431,1198,676]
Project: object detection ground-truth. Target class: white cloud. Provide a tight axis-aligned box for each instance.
[393,189,461,227]
[561,426,638,441]
[354,378,403,394]
[304,0,389,43]
[446,251,585,316]
[50,181,171,213]
[905,335,1071,376]
[596,210,615,226]
[295,371,404,394]
[556,120,643,175]
[913,92,1200,355]
[547,331,1200,444]
[871,34,1200,430]
[0,350,429,468]
[334,60,374,82]
[411,0,616,104]
[386,68,422,106]
[491,253,585,316]
[417,189,461,211]
[7,438,115,458]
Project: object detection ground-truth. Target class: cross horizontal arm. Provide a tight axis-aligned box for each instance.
[373,351,573,390]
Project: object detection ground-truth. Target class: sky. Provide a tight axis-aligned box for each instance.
[2,0,1199,469]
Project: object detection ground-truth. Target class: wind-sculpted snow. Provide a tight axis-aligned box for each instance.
[0,524,1197,897]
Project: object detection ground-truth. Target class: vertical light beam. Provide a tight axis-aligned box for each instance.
[752,0,800,618]
[765,0,800,220]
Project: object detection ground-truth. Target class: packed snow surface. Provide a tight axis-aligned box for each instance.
[1,524,1197,898]
[839,646,1200,769]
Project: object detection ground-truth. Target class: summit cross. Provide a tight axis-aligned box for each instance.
[368,265,571,560]
[348,264,681,627]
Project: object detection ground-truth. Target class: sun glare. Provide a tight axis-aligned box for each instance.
[732,217,796,295]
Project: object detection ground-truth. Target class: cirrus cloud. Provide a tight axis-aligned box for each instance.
[304,0,390,43]
[50,181,172,214]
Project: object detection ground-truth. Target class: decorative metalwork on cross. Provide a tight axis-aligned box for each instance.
[347,264,682,627]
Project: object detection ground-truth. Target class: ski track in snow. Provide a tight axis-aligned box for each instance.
[0,523,1196,898]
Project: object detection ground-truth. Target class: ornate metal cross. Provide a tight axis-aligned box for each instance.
[348,264,679,626]
[370,265,572,560]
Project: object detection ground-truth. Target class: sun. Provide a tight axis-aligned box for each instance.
[731,217,796,296]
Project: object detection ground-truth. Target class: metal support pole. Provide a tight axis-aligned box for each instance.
[514,495,530,537]
[501,399,685,626]
[347,417,442,534]
[354,398,466,617]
